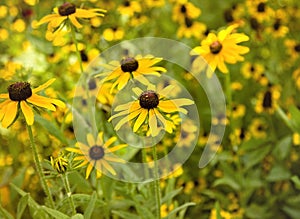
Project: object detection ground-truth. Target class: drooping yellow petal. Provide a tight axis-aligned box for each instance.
[96,170,102,178]
[76,160,89,168]
[133,109,148,132]
[149,109,159,136]
[114,108,142,130]
[69,15,82,28]
[105,156,126,163]
[101,160,116,175]
[20,101,34,125]
[85,163,94,179]
[27,94,56,111]
[1,101,18,128]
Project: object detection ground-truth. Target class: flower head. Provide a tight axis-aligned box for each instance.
[51,154,68,174]
[191,24,249,75]
[37,2,106,32]
[67,132,127,179]
[0,79,65,128]
[98,55,166,92]
[109,84,194,137]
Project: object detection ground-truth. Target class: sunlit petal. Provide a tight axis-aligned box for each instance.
[2,101,18,128]
[20,101,34,125]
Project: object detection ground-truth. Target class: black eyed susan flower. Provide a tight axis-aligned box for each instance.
[190,24,249,75]
[99,55,167,92]
[109,84,194,137]
[0,79,65,128]
[249,118,267,139]
[246,0,274,23]
[285,39,300,61]
[103,26,125,42]
[254,85,281,114]
[177,18,206,39]
[117,0,141,17]
[50,154,68,174]
[172,0,201,24]
[67,132,127,179]
[37,2,106,31]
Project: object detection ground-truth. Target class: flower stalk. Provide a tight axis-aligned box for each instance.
[152,145,161,219]
[27,124,55,208]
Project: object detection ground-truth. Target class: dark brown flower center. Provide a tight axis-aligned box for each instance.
[210,41,223,54]
[89,146,105,160]
[88,79,97,90]
[257,2,265,12]
[262,90,272,108]
[120,57,139,72]
[250,65,255,72]
[8,82,32,101]
[250,17,260,30]
[180,5,187,13]
[185,17,193,28]
[123,0,130,7]
[58,2,76,16]
[273,19,281,30]
[139,90,159,109]
[294,44,300,52]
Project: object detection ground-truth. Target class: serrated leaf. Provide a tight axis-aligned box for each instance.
[35,114,67,144]
[84,191,97,219]
[17,194,29,219]
[42,206,69,219]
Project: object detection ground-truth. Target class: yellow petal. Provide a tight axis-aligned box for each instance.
[87,133,96,146]
[0,94,9,99]
[114,108,142,130]
[149,109,159,136]
[32,78,56,93]
[20,101,34,125]
[107,144,127,153]
[27,94,56,111]
[103,136,117,148]
[114,101,136,112]
[85,163,94,179]
[96,132,104,146]
[1,101,18,128]
[133,109,148,132]
[69,15,82,28]
[101,160,116,175]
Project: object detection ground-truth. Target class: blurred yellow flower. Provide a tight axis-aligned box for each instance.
[191,24,249,75]
[0,79,65,128]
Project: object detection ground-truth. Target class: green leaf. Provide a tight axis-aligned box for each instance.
[71,214,84,219]
[242,144,272,170]
[266,164,291,182]
[161,188,183,203]
[35,114,67,144]
[167,202,196,218]
[273,136,292,160]
[17,194,29,219]
[289,106,300,132]
[282,205,300,219]
[215,202,222,219]
[42,206,69,219]
[0,203,14,219]
[291,175,300,190]
[84,191,97,219]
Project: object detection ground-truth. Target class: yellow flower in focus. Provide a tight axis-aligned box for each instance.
[37,2,106,31]
[191,24,249,75]
[99,55,166,92]
[0,79,65,128]
[67,132,127,179]
[109,84,194,137]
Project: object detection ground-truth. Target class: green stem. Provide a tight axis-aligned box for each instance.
[152,145,161,219]
[27,125,55,208]
[100,178,110,219]
[225,72,232,121]
[276,107,296,132]
[62,174,76,215]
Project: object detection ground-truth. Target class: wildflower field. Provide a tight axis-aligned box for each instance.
[1,0,300,218]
